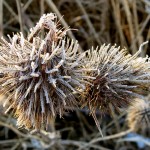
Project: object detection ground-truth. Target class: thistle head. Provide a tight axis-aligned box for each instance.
[81,43,150,123]
[0,13,87,130]
[127,98,150,132]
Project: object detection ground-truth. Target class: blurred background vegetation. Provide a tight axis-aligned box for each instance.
[0,0,150,149]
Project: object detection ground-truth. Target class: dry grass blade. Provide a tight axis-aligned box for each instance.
[16,0,24,34]
[0,0,3,37]
[110,0,128,47]
[122,0,136,53]
[75,0,101,45]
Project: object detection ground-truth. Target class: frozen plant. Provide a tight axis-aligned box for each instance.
[81,42,150,131]
[0,13,150,135]
[0,13,90,130]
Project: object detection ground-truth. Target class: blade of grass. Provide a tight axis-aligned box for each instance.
[16,0,24,34]
[0,0,3,37]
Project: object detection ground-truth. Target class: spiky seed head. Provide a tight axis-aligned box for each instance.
[81,43,150,121]
[127,98,150,131]
[0,13,87,130]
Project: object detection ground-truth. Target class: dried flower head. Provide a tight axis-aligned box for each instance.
[0,13,88,130]
[81,42,150,125]
[127,98,150,131]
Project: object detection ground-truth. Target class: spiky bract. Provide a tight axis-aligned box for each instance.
[81,43,150,118]
[127,98,150,131]
[0,13,88,130]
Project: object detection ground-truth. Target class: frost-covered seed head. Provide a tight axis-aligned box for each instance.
[0,13,88,130]
[127,98,150,131]
[81,43,150,125]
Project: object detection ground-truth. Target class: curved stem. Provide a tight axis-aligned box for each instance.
[78,128,133,150]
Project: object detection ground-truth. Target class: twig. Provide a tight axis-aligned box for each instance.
[90,129,132,143]
[61,140,110,150]
[0,120,41,141]
[3,1,17,18]
[0,120,28,137]
[0,138,27,145]
[10,142,20,150]
[23,0,33,12]
[78,129,132,150]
